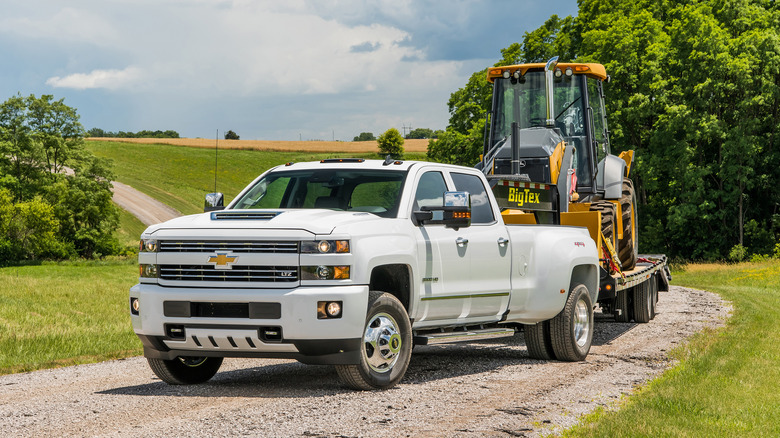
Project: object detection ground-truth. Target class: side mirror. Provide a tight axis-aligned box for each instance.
[204,192,224,212]
[413,191,471,229]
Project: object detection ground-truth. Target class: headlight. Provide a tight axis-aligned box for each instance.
[301,240,350,254]
[301,265,350,280]
[139,264,158,278]
[139,239,158,252]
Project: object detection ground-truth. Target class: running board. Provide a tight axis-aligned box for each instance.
[414,328,516,346]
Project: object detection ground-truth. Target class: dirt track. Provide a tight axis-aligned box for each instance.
[111,181,181,226]
[0,286,729,437]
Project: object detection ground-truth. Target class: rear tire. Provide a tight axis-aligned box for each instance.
[614,289,631,322]
[633,281,653,323]
[336,291,412,390]
[550,284,594,361]
[147,356,223,385]
[618,178,639,271]
[524,321,556,360]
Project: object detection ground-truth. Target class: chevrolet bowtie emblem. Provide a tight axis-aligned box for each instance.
[208,252,238,270]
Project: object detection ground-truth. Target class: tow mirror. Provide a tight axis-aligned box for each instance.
[414,191,471,229]
[204,192,224,212]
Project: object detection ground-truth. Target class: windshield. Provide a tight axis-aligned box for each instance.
[231,169,406,218]
[491,71,590,185]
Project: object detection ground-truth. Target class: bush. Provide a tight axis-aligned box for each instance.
[728,244,748,262]
[224,130,240,140]
[377,128,404,158]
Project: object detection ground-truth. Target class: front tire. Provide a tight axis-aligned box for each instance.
[336,291,412,390]
[550,284,594,361]
[147,356,223,385]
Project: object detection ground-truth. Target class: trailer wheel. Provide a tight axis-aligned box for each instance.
[633,280,653,323]
[614,289,631,322]
[550,284,593,361]
[336,291,412,390]
[524,321,556,360]
[147,356,223,385]
[650,274,658,319]
[618,178,639,271]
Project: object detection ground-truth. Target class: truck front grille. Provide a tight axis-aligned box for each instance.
[159,265,299,282]
[158,241,299,253]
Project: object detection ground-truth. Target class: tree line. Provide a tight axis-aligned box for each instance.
[428,0,780,261]
[87,128,180,139]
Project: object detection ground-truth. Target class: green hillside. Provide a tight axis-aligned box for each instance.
[87,140,426,216]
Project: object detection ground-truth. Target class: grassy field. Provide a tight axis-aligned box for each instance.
[88,137,432,153]
[88,140,428,215]
[0,260,141,375]
[566,260,780,437]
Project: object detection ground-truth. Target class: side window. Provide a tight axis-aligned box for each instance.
[587,78,609,162]
[450,172,495,224]
[413,171,447,210]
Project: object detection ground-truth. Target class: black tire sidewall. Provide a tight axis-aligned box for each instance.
[356,292,412,389]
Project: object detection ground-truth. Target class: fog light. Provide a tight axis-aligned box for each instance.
[318,301,343,319]
[327,301,342,317]
[130,297,140,315]
[316,265,332,279]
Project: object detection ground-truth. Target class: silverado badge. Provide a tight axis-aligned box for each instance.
[208,252,238,270]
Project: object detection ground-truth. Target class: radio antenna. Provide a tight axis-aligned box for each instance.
[214,129,219,193]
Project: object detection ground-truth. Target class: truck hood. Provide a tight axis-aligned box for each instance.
[144,209,381,236]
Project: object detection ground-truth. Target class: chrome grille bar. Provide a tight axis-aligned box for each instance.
[158,241,299,253]
[159,265,299,282]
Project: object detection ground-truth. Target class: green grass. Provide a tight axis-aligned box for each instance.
[116,206,147,247]
[87,140,427,215]
[565,260,780,437]
[0,260,141,375]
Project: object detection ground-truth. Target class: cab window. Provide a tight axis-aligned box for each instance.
[413,171,447,210]
[450,172,495,224]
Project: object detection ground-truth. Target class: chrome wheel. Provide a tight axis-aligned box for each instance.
[574,298,590,347]
[362,312,403,373]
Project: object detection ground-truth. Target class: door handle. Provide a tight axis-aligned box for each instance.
[497,237,509,247]
[456,237,468,247]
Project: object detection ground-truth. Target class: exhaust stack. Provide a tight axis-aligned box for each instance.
[545,56,559,128]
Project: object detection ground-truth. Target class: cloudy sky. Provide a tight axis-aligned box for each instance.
[0,0,577,141]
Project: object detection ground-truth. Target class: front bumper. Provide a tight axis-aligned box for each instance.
[130,283,369,365]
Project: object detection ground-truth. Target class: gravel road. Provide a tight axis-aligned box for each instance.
[111,181,181,226]
[0,286,728,437]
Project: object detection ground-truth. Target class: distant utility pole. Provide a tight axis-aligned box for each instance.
[402,123,412,138]
[332,129,335,141]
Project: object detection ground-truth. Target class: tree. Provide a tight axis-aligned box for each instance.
[224,130,240,140]
[431,0,780,260]
[406,128,434,139]
[0,94,120,261]
[377,128,404,158]
[353,132,376,141]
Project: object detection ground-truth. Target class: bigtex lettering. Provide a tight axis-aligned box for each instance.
[508,188,540,206]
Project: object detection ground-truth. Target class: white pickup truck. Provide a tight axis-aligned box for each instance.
[130,158,600,389]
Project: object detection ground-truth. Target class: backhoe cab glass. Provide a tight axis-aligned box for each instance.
[488,67,610,195]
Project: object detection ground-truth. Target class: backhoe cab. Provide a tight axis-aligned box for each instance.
[481,57,638,271]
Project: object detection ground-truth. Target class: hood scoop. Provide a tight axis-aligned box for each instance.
[210,211,282,220]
